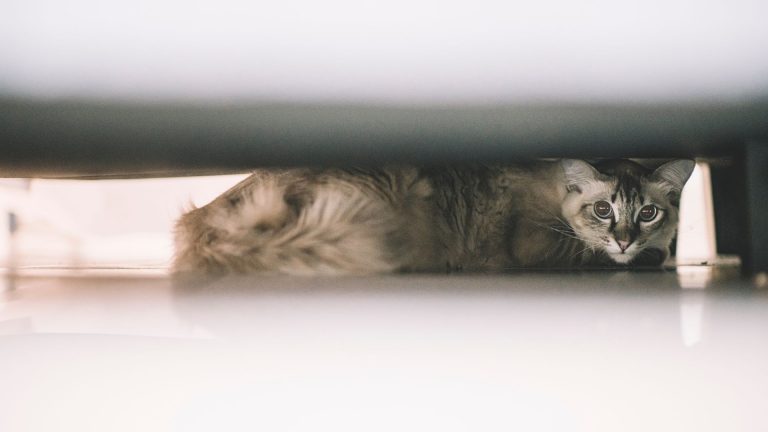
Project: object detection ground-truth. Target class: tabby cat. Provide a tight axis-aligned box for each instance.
[173,159,694,275]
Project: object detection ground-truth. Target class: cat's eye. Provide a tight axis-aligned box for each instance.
[593,200,613,219]
[638,205,658,222]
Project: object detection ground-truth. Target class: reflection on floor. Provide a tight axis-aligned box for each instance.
[0,264,765,432]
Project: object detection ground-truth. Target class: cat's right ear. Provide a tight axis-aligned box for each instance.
[561,159,600,193]
[649,159,696,199]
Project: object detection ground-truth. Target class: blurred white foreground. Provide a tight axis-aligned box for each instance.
[0,271,762,432]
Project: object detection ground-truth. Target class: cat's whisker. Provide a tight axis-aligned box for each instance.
[566,242,595,261]
[522,218,583,242]
[538,210,575,231]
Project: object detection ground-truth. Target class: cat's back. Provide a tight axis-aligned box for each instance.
[172,166,440,274]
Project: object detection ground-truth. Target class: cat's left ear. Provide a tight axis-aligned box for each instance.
[649,159,696,200]
[561,159,600,193]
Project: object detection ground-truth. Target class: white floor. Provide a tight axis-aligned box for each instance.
[1,267,765,432]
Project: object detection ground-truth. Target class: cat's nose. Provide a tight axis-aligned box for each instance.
[617,240,630,252]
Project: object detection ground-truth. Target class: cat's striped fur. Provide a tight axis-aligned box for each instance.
[173,159,694,275]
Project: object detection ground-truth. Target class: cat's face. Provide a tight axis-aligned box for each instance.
[560,159,695,266]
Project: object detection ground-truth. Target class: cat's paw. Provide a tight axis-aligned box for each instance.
[630,248,668,267]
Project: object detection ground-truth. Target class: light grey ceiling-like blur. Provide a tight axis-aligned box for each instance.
[2,0,767,104]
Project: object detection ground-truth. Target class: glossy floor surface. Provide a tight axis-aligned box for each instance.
[1,266,766,432]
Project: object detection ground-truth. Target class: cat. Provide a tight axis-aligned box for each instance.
[172,159,695,275]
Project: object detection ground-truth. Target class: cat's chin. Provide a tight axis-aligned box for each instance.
[606,248,667,267]
[607,253,634,265]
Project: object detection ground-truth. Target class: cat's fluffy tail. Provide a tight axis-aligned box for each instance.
[172,174,406,275]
